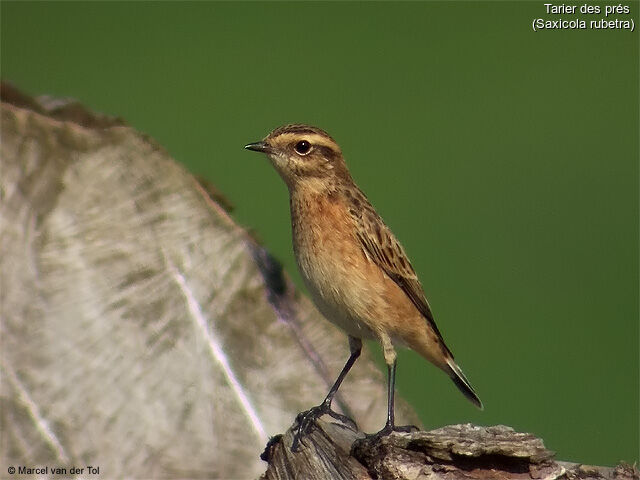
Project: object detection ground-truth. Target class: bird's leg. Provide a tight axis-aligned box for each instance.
[368,338,418,439]
[292,336,362,451]
[377,360,417,434]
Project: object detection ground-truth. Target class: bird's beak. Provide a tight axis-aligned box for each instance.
[244,141,272,154]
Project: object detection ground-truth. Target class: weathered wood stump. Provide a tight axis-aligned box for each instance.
[260,418,639,480]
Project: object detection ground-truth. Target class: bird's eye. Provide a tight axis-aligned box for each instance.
[294,140,311,155]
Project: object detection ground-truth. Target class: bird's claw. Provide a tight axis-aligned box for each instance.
[365,422,419,441]
[324,408,358,429]
[291,405,324,452]
[291,403,358,452]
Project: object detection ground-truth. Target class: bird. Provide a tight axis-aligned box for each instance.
[245,124,482,450]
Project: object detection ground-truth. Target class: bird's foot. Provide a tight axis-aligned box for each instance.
[350,422,419,457]
[365,422,419,441]
[291,402,358,452]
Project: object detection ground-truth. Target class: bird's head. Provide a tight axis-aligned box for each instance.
[245,124,351,191]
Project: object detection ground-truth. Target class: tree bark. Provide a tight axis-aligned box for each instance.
[261,417,638,480]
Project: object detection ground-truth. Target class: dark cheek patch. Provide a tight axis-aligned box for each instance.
[316,145,339,162]
[291,153,327,178]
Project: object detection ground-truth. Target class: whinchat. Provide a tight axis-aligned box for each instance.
[245,124,481,450]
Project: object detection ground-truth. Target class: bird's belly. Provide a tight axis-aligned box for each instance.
[304,279,377,339]
[295,239,378,340]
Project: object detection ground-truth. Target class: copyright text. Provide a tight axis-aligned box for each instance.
[7,465,100,475]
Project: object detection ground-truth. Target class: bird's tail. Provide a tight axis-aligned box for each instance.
[446,358,483,410]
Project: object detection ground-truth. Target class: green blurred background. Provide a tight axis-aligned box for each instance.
[2,1,637,466]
